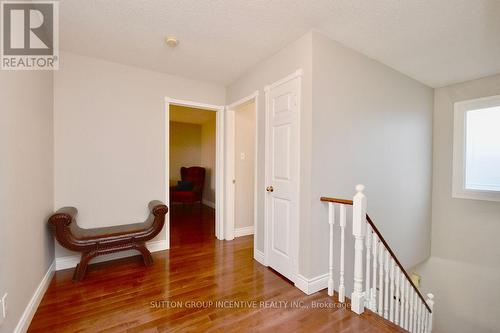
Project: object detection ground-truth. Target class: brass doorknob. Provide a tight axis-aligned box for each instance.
[266,186,274,192]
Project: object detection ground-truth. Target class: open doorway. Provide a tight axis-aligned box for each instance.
[226,93,258,251]
[165,98,224,248]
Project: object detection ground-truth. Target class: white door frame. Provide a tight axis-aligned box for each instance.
[263,70,302,283]
[225,91,259,248]
[164,97,226,246]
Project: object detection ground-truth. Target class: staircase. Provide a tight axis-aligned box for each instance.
[321,185,434,332]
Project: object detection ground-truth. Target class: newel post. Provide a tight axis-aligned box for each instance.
[351,184,367,314]
[426,293,434,333]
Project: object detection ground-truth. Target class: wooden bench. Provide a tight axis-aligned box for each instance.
[49,200,168,281]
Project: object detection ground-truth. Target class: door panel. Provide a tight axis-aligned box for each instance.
[272,197,290,256]
[265,73,300,282]
[272,124,291,180]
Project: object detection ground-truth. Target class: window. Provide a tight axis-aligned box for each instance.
[453,95,500,201]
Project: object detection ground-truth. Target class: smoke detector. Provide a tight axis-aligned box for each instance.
[165,37,179,48]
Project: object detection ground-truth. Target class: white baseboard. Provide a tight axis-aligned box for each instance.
[234,226,254,237]
[202,199,216,209]
[55,239,168,271]
[254,249,265,265]
[146,239,169,252]
[295,273,329,295]
[14,260,55,333]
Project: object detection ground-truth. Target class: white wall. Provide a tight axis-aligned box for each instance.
[413,73,500,333]
[413,257,500,333]
[0,71,54,333]
[226,32,313,264]
[54,52,225,258]
[201,117,216,204]
[307,32,434,278]
[234,101,256,229]
[226,31,433,280]
[169,122,202,186]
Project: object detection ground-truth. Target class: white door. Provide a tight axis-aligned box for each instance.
[265,73,301,282]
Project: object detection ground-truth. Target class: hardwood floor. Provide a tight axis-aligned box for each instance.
[29,204,405,332]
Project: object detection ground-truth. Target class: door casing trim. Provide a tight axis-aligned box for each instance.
[225,91,259,245]
[164,97,226,244]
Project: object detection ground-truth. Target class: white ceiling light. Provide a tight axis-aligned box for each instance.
[165,37,179,48]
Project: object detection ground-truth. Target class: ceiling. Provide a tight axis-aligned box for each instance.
[170,105,215,124]
[59,0,500,88]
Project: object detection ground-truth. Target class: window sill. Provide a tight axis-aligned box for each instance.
[452,188,500,202]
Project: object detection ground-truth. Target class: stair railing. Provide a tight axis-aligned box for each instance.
[320,185,434,333]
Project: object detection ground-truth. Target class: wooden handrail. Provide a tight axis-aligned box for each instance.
[320,196,431,313]
[319,197,354,205]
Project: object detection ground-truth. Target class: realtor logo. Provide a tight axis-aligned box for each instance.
[1,1,58,70]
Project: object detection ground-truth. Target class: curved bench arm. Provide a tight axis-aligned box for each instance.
[48,206,79,252]
[49,206,78,226]
[149,200,168,217]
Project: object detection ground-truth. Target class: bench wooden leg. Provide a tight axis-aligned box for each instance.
[136,243,154,266]
[74,251,98,282]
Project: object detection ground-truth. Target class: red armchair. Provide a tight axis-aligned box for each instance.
[170,167,206,205]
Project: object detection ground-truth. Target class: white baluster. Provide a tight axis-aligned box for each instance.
[378,243,384,316]
[389,258,395,322]
[383,250,389,319]
[425,301,431,333]
[394,266,400,325]
[422,302,429,333]
[409,289,414,332]
[422,299,426,333]
[417,299,423,333]
[414,292,419,333]
[426,293,434,333]
[339,204,346,303]
[415,292,422,332]
[416,300,419,333]
[423,304,428,333]
[423,302,428,333]
[365,224,372,308]
[399,271,405,328]
[414,299,418,333]
[425,307,430,333]
[422,303,429,333]
[351,184,367,314]
[371,233,378,311]
[328,202,335,297]
[404,279,410,330]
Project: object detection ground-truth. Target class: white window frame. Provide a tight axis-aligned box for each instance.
[453,95,500,202]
